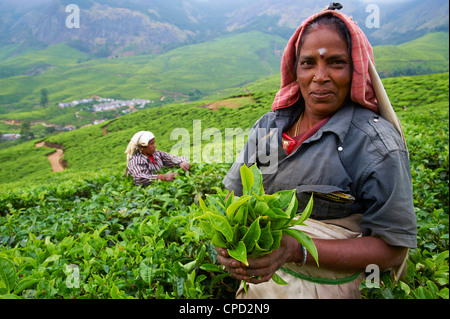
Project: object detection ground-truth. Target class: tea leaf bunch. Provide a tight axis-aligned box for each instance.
[196,164,318,285]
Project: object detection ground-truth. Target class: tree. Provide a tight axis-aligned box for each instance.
[20,120,34,140]
[40,88,49,108]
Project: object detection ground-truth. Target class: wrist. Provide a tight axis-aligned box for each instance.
[297,244,307,267]
[286,236,303,264]
[288,236,307,266]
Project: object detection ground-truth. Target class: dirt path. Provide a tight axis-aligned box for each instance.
[35,141,66,172]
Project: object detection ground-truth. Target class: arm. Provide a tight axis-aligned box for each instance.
[158,151,190,170]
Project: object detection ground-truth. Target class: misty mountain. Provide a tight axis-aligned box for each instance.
[0,0,448,58]
[223,0,449,45]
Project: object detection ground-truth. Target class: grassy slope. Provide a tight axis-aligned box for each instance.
[373,32,449,77]
[0,31,448,125]
[0,72,448,190]
[0,31,286,117]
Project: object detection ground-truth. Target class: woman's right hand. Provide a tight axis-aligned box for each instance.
[159,172,179,181]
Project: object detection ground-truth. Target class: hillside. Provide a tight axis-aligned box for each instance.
[0,30,448,143]
[0,71,448,189]
[0,31,286,132]
[0,72,448,300]
[373,32,449,77]
[0,30,285,105]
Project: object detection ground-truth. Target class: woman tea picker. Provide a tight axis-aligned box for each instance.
[125,131,190,186]
[218,5,417,299]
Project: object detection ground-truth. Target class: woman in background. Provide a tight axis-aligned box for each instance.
[125,130,190,186]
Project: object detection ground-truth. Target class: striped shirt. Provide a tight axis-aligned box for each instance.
[127,150,188,186]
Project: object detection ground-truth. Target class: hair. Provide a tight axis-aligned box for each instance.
[295,13,353,74]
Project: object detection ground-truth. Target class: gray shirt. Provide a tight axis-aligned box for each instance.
[223,102,417,248]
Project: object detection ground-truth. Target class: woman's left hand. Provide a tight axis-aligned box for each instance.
[215,235,300,284]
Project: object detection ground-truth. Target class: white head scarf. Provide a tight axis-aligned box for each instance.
[125,131,155,164]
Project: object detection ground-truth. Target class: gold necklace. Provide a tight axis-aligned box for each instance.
[294,113,304,136]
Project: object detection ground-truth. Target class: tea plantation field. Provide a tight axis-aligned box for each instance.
[0,72,448,300]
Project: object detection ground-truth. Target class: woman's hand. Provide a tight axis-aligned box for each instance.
[159,172,179,181]
[215,235,301,284]
[179,162,191,171]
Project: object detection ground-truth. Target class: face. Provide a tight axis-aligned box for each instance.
[140,138,156,156]
[296,25,352,117]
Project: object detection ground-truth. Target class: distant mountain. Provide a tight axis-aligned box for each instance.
[365,0,449,45]
[221,0,449,45]
[0,0,448,58]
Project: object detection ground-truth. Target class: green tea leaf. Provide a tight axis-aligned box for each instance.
[437,288,449,299]
[13,276,42,295]
[200,263,223,272]
[225,190,234,208]
[42,254,61,267]
[140,261,153,284]
[227,241,248,266]
[226,195,251,220]
[284,190,299,219]
[249,241,269,257]
[207,196,226,215]
[110,284,124,299]
[258,221,274,250]
[0,257,16,294]
[198,220,216,239]
[207,212,234,243]
[270,216,291,230]
[233,204,248,225]
[292,194,313,225]
[177,277,185,296]
[242,217,262,252]
[183,260,197,274]
[254,201,271,216]
[249,164,264,196]
[211,233,228,248]
[198,196,209,213]
[272,272,289,285]
[0,294,19,299]
[240,165,254,196]
[262,193,278,203]
[270,230,283,251]
[247,197,258,221]
[173,262,185,278]
[267,190,294,210]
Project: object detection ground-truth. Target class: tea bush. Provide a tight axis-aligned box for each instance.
[0,164,240,299]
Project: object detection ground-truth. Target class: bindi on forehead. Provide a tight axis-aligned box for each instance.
[318,48,327,59]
